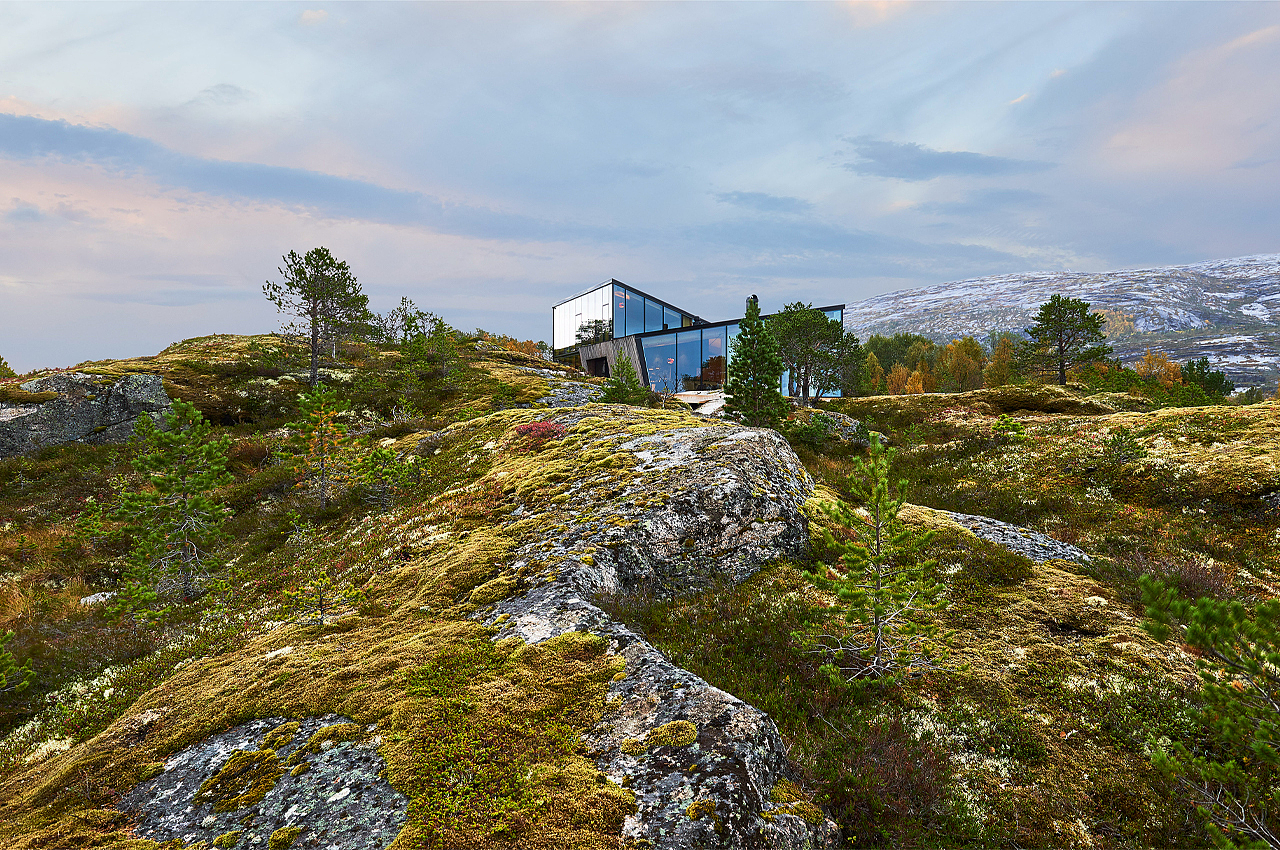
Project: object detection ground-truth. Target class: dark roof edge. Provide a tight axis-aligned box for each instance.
[551,278,706,323]
[623,304,846,341]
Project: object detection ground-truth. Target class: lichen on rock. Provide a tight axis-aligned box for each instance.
[0,372,171,458]
[120,715,404,850]
[457,405,839,849]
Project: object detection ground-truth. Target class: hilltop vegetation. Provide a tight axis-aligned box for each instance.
[0,328,1276,848]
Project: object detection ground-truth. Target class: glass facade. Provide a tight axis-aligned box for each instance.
[551,284,613,352]
[642,332,677,391]
[636,305,846,395]
[555,282,846,397]
[553,280,698,353]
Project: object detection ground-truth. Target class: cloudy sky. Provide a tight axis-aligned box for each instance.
[2,1,1279,370]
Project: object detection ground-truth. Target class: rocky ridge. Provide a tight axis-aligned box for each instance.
[843,253,1280,387]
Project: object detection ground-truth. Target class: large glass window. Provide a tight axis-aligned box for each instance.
[553,284,613,351]
[677,330,701,391]
[645,298,664,333]
[664,306,681,331]
[613,288,627,339]
[625,289,644,336]
[641,332,677,392]
[701,327,727,388]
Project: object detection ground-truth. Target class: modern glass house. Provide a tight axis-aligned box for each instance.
[554,279,844,396]
[551,280,703,355]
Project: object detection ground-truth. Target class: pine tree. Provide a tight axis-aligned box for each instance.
[284,572,366,627]
[263,247,370,387]
[115,400,232,604]
[725,296,788,427]
[1141,577,1279,849]
[1020,295,1112,385]
[803,434,948,680]
[292,385,352,508]
[600,356,650,405]
[766,303,846,407]
[0,354,15,379]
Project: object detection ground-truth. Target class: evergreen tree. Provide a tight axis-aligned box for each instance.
[1020,295,1111,385]
[284,572,366,627]
[0,629,34,697]
[0,354,15,379]
[1141,577,1279,849]
[600,356,650,405]
[355,446,412,511]
[291,385,352,508]
[263,247,370,387]
[115,400,233,604]
[766,303,846,406]
[401,314,460,389]
[802,434,948,680]
[1183,357,1235,399]
[725,296,788,427]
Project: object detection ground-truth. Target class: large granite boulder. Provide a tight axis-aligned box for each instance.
[0,372,171,458]
[455,407,839,849]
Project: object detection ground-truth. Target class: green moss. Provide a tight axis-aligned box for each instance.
[0,387,59,404]
[468,574,517,606]
[687,799,717,820]
[621,720,698,757]
[213,831,243,848]
[646,720,697,748]
[196,749,284,813]
[289,762,310,777]
[769,778,802,804]
[136,762,165,782]
[258,721,300,752]
[285,723,363,765]
[267,825,302,849]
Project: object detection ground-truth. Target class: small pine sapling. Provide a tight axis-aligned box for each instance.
[1141,576,1279,849]
[355,447,412,511]
[0,629,34,697]
[803,434,949,681]
[291,385,352,508]
[992,414,1027,444]
[284,572,366,627]
[600,356,650,406]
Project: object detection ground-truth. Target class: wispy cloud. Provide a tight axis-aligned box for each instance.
[842,136,1054,181]
[714,191,813,214]
[0,112,609,244]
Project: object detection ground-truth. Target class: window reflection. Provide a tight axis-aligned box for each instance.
[701,327,726,389]
[645,298,663,333]
[641,332,678,393]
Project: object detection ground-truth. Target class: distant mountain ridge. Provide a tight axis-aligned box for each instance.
[843,254,1280,388]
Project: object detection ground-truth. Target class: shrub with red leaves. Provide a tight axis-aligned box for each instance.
[513,421,565,451]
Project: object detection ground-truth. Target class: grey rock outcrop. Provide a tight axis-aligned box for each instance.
[471,410,838,849]
[941,509,1091,564]
[121,715,404,849]
[0,372,171,458]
